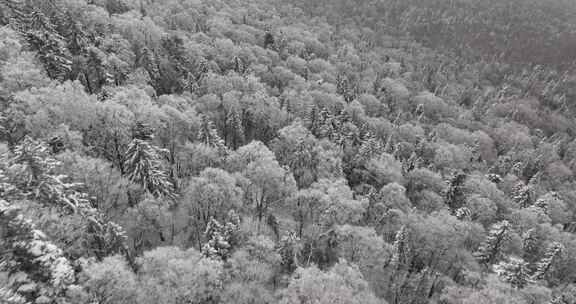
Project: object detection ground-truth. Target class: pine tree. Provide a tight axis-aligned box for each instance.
[336,73,357,103]
[3,137,128,259]
[522,228,538,257]
[81,46,109,94]
[534,196,549,214]
[137,46,159,85]
[201,210,241,260]
[511,161,525,177]
[309,106,338,141]
[494,256,532,288]
[391,225,409,269]
[445,172,467,213]
[533,192,561,216]
[161,34,197,92]
[277,231,301,274]
[198,115,228,155]
[224,106,245,149]
[475,220,511,265]
[355,132,383,163]
[532,242,564,280]
[132,121,155,141]
[513,182,533,208]
[0,200,75,303]
[59,13,87,56]
[124,138,175,198]
[264,31,275,49]
[9,3,72,80]
[289,140,319,189]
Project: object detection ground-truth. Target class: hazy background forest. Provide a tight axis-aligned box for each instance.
[2,0,576,303]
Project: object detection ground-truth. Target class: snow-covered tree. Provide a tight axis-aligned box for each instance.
[277,231,302,274]
[272,121,320,188]
[124,138,175,198]
[0,200,75,303]
[522,228,538,257]
[513,182,533,208]
[445,172,467,212]
[1,137,128,259]
[7,3,72,80]
[224,105,245,149]
[355,131,384,163]
[198,115,228,155]
[202,210,241,260]
[309,106,338,141]
[533,242,564,280]
[475,220,511,265]
[391,225,409,269]
[494,256,532,288]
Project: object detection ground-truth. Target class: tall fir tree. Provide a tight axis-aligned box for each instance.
[532,242,564,280]
[391,225,410,270]
[494,256,532,288]
[277,231,301,274]
[124,138,175,199]
[445,172,467,213]
[513,182,533,208]
[201,210,241,260]
[0,200,75,304]
[522,228,538,258]
[198,115,228,155]
[355,131,384,163]
[224,106,245,149]
[475,220,511,265]
[2,137,128,259]
[8,2,72,80]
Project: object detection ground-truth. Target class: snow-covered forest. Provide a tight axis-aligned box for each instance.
[2,0,576,303]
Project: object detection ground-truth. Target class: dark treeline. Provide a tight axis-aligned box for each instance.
[290,0,576,68]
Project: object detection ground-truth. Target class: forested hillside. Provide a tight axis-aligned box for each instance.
[2,0,576,303]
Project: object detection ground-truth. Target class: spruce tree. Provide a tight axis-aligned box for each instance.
[4,137,129,259]
[8,3,72,80]
[124,138,175,198]
[445,172,467,213]
[533,242,564,280]
[522,228,538,258]
[0,200,75,303]
[202,210,240,260]
[224,106,245,149]
[355,131,383,163]
[81,46,109,94]
[513,182,533,208]
[494,256,532,288]
[391,225,409,269]
[534,192,562,216]
[475,220,511,265]
[277,231,301,274]
[309,106,338,141]
[198,115,228,155]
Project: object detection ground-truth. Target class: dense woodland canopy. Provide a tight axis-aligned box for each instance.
[2,0,576,303]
